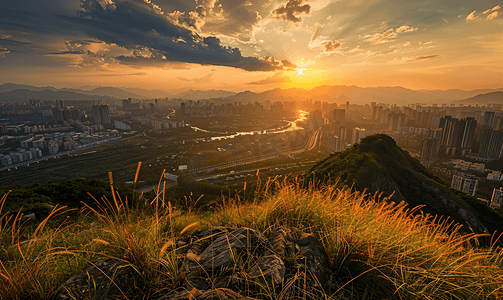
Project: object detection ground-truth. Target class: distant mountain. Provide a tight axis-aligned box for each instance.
[0,83,60,93]
[306,134,503,235]
[119,87,173,99]
[2,82,503,104]
[0,83,156,100]
[174,89,236,100]
[84,87,145,99]
[229,85,503,105]
[458,91,503,105]
[0,89,118,102]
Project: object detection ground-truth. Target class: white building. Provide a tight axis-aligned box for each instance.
[451,172,479,196]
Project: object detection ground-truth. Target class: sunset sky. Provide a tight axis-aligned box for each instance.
[1,0,502,93]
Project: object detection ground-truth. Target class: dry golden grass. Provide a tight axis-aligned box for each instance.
[1,171,503,299]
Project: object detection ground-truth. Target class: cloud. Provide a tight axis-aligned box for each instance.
[97,72,149,76]
[466,5,501,22]
[178,73,214,83]
[248,72,289,85]
[365,25,418,45]
[271,0,311,23]
[0,46,9,58]
[280,59,297,69]
[2,0,294,72]
[407,55,440,62]
[309,36,340,54]
[395,25,417,34]
[487,11,499,20]
[466,11,478,21]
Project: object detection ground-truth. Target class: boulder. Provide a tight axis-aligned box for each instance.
[296,233,331,288]
[55,260,136,300]
[249,254,285,288]
[158,288,258,300]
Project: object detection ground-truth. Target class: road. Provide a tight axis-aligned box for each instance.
[136,129,323,193]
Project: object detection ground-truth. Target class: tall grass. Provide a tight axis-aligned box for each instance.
[210,177,503,299]
[1,172,503,299]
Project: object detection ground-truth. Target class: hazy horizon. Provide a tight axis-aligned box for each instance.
[1,0,502,94]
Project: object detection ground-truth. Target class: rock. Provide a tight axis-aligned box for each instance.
[159,288,258,300]
[266,227,293,257]
[55,260,136,300]
[198,228,267,270]
[296,233,331,289]
[157,288,202,300]
[249,255,285,288]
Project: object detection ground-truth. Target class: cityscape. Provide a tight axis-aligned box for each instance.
[2,0,503,299]
[2,87,503,207]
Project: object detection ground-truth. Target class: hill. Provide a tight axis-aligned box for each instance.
[306,134,503,235]
[458,91,503,105]
[175,89,236,100]
[229,85,503,105]
[2,176,503,299]
[0,89,119,102]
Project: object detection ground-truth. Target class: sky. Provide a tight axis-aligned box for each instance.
[1,0,502,93]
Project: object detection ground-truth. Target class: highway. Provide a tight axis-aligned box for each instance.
[136,128,323,193]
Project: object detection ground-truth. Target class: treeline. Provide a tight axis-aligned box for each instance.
[0,178,129,218]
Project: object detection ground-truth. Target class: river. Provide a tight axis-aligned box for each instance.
[188,110,309,141]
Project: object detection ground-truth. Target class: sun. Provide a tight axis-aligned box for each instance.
[296,68,306,76]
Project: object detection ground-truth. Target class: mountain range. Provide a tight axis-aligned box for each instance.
[0,83,235,102]
[1,83,503,104]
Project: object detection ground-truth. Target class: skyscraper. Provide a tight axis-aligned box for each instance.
[479,128,503,159]
[92,105,111,126]
[420,139,440,168]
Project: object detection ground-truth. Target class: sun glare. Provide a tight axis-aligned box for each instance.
[296,68,305,76]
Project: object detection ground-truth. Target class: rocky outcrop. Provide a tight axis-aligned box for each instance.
[55,259,137,300]
[55,226,333,300]
[170,226,332,299]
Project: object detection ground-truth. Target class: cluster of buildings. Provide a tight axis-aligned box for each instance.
[0,130,120,167]
[0,147,43,167]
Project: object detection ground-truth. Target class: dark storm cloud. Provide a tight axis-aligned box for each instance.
[0,0,293,72]
[271,0,310,23]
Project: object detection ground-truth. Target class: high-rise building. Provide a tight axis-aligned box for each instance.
[479,128,503,159]
[52,107,63,121]
[420,138,440,168]
[92,105,111,126]
[439,116,477,153]
[491,187,503,208]
[451,173,478,196]
[352,128,367,145]
[482,111,496,127]
[460,117,477,149]
[330,109,346,123]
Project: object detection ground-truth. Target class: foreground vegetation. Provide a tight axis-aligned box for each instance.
[1,172,503,299]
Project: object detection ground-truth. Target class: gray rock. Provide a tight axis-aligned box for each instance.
[249,255,285,288]
[296,233,331,288]
[159,288,258,300]
[199,228,267,270]
[157,289,202,300]
[55,260,136,300]
[266,227,293,257]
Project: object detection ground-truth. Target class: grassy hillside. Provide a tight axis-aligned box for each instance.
[306,134,503,235]
[1,176,503,299]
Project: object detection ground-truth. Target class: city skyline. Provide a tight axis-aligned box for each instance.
[1,0,502,93]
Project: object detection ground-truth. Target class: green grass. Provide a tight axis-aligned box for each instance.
[1,171,503,299]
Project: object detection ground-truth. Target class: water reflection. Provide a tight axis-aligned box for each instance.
[188,110,309,141]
